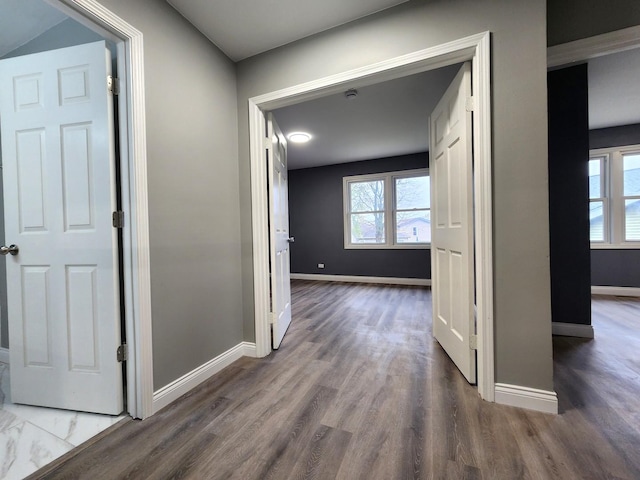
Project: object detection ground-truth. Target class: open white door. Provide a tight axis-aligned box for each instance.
[430,62,476,384]
[0,41,123,414]
[267,113,293,349]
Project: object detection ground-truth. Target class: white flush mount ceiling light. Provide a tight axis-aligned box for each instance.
[288,132,312,143]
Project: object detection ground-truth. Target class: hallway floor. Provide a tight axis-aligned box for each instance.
[23,282,640,479]
[0,362,122,480]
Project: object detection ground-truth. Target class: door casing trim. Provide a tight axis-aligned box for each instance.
[248,31,495,401]
[547,25,640,68]
[46,0,154,419]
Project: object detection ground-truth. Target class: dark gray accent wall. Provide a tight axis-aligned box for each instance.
[548,0,640,46]
[548,65,592,325]
[589,124,640,287]
[288,153,429,279]
[590,123,640,150]
[591,250,640,287]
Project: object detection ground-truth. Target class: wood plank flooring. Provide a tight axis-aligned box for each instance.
[30,282,640,479]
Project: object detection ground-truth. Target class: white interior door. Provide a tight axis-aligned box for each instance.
[0,41,123,414]
[268,113,292,349]
[430,62,476,384]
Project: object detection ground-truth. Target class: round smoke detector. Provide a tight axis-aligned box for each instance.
[344,88,358,99]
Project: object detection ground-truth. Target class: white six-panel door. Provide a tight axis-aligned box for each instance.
[430,62,476,384]
[268,114,293,349]
[0,41,123,414]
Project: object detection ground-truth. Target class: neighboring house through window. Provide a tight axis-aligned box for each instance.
[343,168,430,249]
[589,145,640,247]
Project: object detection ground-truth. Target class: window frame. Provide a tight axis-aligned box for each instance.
[588,154,609,244]
[590,145,640,249]
[343,168,430,249]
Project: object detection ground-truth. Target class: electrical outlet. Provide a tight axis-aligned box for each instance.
[318,263,325,269]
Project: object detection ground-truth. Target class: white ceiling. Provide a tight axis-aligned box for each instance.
[166,0,408,62]
[273,64,461,170]
[2,0,639,170]
[0,0,67,57]
[589,47,640,130]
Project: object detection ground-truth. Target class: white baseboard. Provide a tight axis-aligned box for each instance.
[290,273,430,287]
[495,383,558,414]
[0,348,9,364]
[152,341,256,414]
[242,342,257,358]
[591,286,640,297]
[552,322,595,338]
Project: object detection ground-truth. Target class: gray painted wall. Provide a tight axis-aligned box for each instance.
[288,153,430,279]
[548,0,640,46]
[96,0,242,390]
[1,18,104,59]
[589,123,640,287]
[237,0,554,391]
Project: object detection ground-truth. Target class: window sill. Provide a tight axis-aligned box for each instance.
[344,244,431,250]
[590,243,640,250]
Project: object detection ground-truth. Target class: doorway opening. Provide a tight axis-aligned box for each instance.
[0,0,153,424]
[249,32,495,401]
[548,27,640,418]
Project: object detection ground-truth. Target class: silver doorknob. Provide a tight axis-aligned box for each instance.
[287,237,295,243]
[0,245,19,256]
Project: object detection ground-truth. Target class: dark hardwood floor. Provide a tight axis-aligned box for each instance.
[30,282,640,479]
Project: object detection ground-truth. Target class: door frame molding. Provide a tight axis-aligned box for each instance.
[248,31,495,401]
[547,25,640,68]
[46,0,154,418]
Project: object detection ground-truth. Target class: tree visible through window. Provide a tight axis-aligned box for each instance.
[349,180,385,243]
[344,169,430,248]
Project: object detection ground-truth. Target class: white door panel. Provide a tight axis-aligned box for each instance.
[268,114,292,349]
[0,41,123,414]
[430,62,476,384]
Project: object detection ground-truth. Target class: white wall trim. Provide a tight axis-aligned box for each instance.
[494,383,558,415]
[242,342,258,358]
[592,286,640,297]
[152,342,254,414]
[473,31,495,403]
[290,273,430,286]
[250,31,494,402]
[48,0,153,419]
[552,322,595,338]
[0,348,9,365]
[547,25,640,68]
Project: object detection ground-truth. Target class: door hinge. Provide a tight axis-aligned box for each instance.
[112,210,125,228]
[469,334,478,350]
[465,96,475,112]
[117,343,128,362]
[107,75,119,95]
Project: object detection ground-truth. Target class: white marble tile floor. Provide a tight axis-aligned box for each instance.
[0,362,123,480]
